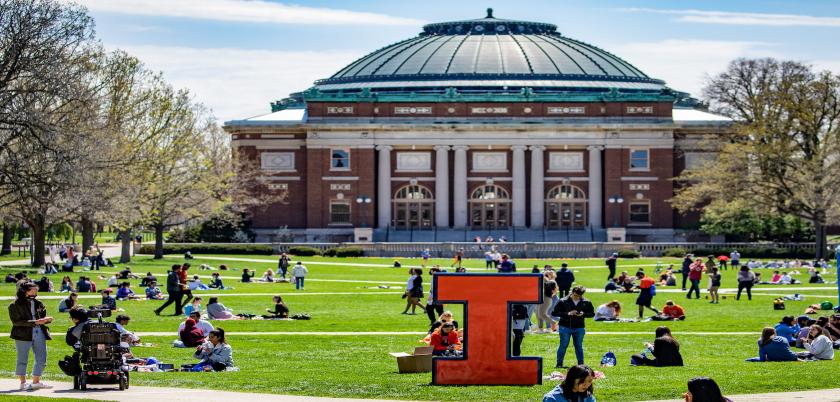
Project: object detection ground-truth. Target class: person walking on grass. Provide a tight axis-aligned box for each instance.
[707,267,721,304]
[555,263,575,298]
[605,253,617,281]
[686,258,705,299]
[155,265,183,316]
[551,286,595,369]
[681,254,692,290]
[9,281,54,390]
[736,265,756,301]
[278,253,290,281]
[402,268,425,315]
[635,271,660,319]
[291,261,308,290]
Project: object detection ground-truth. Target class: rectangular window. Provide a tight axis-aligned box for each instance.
[629,149,649,170]
[330,149,350,170]
[629,202,651,224]
[330,201,351,224]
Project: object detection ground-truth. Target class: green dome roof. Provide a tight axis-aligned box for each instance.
[314,9,665,93]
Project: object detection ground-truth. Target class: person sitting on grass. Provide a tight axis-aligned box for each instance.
[779,272,794,285]
[178,312,214,338]
[262,295,289,319]
[604,278,620,293]
[802,325,835,360]
[188,275,210,291]
[208,272,227,290]
[116,282,142,300]
[206,297,243,320]
[428,311,459,334]
[76,276,92,293]
[115,315,140,347]
[542,364,596,402]
[59,276,74,293]
[101,288,117,311]
[795,316,813,347]
[594,300,621,321]
[145,281,164,300]
[682,377,733,402]
[747,327,799,362]
[241,268,255,283]
[430,322,461,356]
[191,328,233,372]
[631,326,684,366]
[774,316,798,345]
[106,274,119,288]
[58,292,79,313]
[654,300,686,321]
[616,271,634,293]
[184,297,203,317]
[139,272,157,287]
[179,318,206,348]
[259,268,275,283]
[770,271,782,284]
[118,267,140,280]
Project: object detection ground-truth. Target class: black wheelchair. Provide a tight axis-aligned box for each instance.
[61,307,130,390]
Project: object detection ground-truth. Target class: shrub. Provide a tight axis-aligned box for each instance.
[332,247,364,257]
[617,249,641,258]
[288,246,321,256]
[138,243,273,255]
[662,247,688,258]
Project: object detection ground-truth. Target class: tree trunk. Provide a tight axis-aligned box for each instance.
[1,224,11,255]
[119,229,132,263]
[154,223,164,259]
[814,220,827,260]
[30,216,46,267]
[81,216,95,254]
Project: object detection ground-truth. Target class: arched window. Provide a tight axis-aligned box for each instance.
[469,185,511,229]
[392,184,434,229]
[545,184,587,228]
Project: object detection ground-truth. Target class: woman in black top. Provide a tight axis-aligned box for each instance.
[632,326,684,367]
[263,295,289,319]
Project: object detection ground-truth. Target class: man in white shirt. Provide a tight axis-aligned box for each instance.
[291,262,308,290]
[106,275,119,287]
[177,312,214,337]
[730,250,740,268]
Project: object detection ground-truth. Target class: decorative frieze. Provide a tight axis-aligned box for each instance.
[394,106,432,115]
[547,106,585,115]
[629,183,650,191]
[470,107,508,114]
[396,152,432,171]
[626,106,654,114]
[472,152,507,171]
[327,106,354,114]
[267,183,288,190]
[548,152,584,171]
[260,152,295,171]
[330,183,351,191]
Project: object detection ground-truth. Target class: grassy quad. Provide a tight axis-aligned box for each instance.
[0,255,838,401]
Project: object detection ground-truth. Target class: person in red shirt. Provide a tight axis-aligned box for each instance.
[686,258,705,299]
[661,300,686,320]
[635,271,660,319]
[430,322,461,356]
[180,263,193,306]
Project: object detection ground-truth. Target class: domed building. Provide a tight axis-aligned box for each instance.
[224,10,731,243]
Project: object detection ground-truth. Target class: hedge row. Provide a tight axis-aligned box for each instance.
[688,246,831,259]
[288,246,364,257]
[138,243,274,255]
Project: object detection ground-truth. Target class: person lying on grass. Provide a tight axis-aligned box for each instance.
[262,295,289,319]
[188,275,210,291]
[191,328,234,372]
[542,364,596,402]
[430,322,461,356]
[206,297,251,320]
[631,326,683,367]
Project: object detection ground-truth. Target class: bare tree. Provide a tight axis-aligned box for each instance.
[673,58,840,258]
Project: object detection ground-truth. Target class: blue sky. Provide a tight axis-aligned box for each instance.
[77,0,840,121]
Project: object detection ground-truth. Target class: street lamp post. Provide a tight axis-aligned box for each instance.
[607,195,624,228]
[356,195,372,228]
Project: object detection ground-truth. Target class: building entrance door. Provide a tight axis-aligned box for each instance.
[469,184,511,229]
[392,184,434,229]
[545,185,588,229]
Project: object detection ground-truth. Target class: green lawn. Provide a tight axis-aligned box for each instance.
[0,254,838,401]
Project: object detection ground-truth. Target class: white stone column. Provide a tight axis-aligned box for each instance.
[529,145,545,228]
[587,145,604,228]
[376,145,393,229]
[452,145,469,228]
[434,146,450,228]
[511,145,527,227]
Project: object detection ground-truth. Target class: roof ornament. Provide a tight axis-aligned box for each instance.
[486,8,494,18]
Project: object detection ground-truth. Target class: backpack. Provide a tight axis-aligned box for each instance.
[773,298,786,310]
[820,301,834,310]
[649,285,656,296]
[600,351,617,367]
[511,304,528,320]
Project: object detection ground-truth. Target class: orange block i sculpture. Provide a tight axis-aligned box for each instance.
[432,273,543,385]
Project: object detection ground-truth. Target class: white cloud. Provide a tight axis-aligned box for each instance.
[114,45,362,121]
[75,0,424,26]
[617,8,840,27]
[613,40,780,96]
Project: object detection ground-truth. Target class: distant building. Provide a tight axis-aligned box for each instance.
[224,10,732,242]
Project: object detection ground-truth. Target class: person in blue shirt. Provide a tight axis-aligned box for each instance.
[747,327,799,362]
[497,254,516,273]
[774,316,798,345]
[543,364,597,402]
[100,289,117,311]
[421,249,431,268]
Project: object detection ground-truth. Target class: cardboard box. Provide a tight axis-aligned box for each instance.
[389,346,433,373]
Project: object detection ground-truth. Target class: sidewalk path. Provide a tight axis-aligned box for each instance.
[644,388,840,402]
[0,245,123,267]
[0,330,760,338]
[0,379,402,402]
